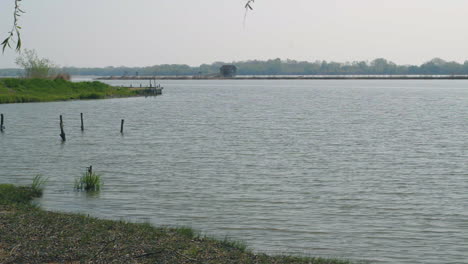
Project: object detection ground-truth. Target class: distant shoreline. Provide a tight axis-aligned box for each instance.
[97,75,468,80]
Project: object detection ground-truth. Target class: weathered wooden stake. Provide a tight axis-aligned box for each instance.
[0,113,4,132]
[60,115,66,141]
[80,113,84,131]
[120,119,124,133]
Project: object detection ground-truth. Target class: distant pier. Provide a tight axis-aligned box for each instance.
[97,75,468,80]
[129,86,163,96]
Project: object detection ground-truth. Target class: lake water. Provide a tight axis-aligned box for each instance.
[1,80,467,264]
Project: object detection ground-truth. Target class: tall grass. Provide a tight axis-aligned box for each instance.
[173,226,197,238]
[221,236,248,252]
[75,171,102,191]
[31,174,47,195]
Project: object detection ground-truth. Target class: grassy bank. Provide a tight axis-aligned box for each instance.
[0,184,357,264]
[0,78,137,104]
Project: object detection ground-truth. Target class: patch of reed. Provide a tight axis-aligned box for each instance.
[75,171,102,191]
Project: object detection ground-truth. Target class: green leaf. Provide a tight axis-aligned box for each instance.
[16,38,22,51]
[2,38,10,53]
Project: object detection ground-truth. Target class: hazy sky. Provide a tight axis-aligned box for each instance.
[1,0,468,68]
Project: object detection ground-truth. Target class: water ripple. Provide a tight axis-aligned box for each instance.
[1,80,467,264]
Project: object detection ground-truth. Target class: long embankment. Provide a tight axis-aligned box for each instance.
[0,184,356,264]
[0,78,160,104]
[97,75,468,80]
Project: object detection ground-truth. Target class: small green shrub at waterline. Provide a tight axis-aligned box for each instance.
[75,171,102,191]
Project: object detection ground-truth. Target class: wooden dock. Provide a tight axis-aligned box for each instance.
[130,86,163,96]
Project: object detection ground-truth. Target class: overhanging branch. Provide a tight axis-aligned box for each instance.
[2,0,24,53]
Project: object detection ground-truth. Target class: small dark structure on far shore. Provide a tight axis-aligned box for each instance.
[220,65,237,78]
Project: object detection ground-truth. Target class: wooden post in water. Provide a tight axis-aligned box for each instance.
[80,113,84,131]
[0,113,4,132]
[120,119,124,134]
[60,115,66,141]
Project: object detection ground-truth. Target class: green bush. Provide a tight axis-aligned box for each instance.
[75,171,102,191]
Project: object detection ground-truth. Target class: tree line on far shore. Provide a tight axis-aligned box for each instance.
[2,57,468,77]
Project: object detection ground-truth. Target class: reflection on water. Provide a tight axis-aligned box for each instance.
[1,80,467,264]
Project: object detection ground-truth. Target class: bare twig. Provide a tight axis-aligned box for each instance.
[167,246,199,262]
[91,238,117,260]
[134,250,164,259]
[244,0,256,27]
[245,0,255,10]
[9,243,21,256]
[134,246,198,262]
